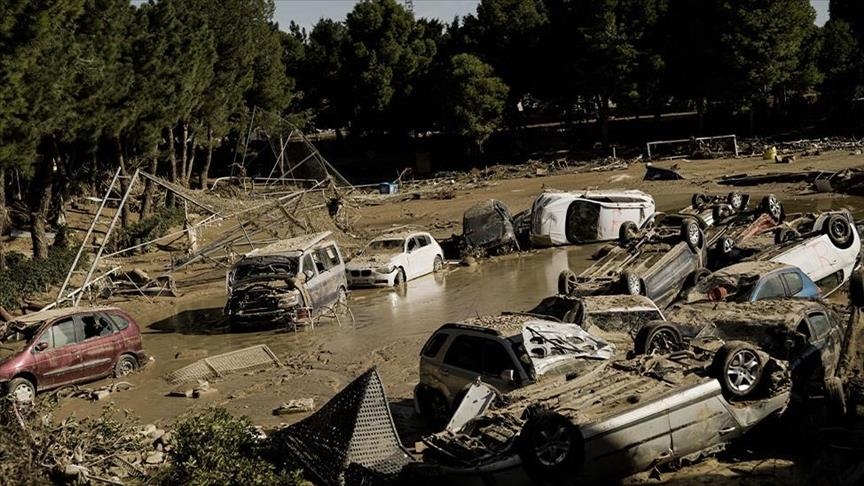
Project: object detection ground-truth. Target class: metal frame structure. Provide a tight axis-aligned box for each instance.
[646,134,739,159]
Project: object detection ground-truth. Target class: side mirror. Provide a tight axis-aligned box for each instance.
[499,369,516,382]
[34,342,48,352]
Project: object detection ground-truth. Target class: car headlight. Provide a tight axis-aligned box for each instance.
[375,266,395,274]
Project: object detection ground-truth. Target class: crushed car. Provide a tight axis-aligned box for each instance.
[529,189,655,246]
[346,230,444,288]
[224,231,348,328]
[413,314,614,426]
[678,261,821,304]
[461,199,519,255]
[0,306,148,402]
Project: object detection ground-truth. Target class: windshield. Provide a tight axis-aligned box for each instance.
[231,258,299,283]
[364,239,404,254]
[0,323,42,358]
[587,310,663,333]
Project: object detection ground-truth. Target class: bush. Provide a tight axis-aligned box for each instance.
[0,245,82,309]
[108,207,186,254]
[159,408,303,486]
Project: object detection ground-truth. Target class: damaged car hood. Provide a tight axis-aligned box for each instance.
[347,253,399,269]
[521,320,615,376]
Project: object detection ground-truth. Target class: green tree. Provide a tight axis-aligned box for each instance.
[441,53,509,153]
[297,19,349,130]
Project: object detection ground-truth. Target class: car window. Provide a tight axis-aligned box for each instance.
[422,332,448,358]
[417,235,431,247]
[81,314,112,340]
[807,312,831,339]
[781,271,804,295]
[407,237,419,252]
[482,340,514,375]
[443,335,483,372]
[302,254,316,278]
[108,313,130,331]
[313,248,334,272]
[753,274,786,300]
[324,245,341,266]
[50,319,78,348]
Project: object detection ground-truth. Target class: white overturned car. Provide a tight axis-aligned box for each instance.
[530,189,655,246]
[346,231,444,288]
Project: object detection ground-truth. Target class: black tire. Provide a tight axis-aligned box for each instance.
[823,214,854,249]
[825,377,847,417]
[727,192,745,211]
[687,268,712,287]
[414,385,450,430]
[634,322,684,355]
[433,255,444,272]
[618,221,639,245]
[717,236,735,255]
[619,271,642,295]
[558,269,578,296]
[681,219,703,251]
[712,204,733,221]
[851,268,864,308]
[774,227,799,244]
[518,411,584,482]
[712,341,764,399]
[394,268,406,287]
[114,354,139,378]
[760,194,784,222]
[8,377,36,403]
[691,193,709,208]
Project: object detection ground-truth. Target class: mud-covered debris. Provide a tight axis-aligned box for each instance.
[164,344,281,384]
[644,163,684,180]
[273,398,315,415]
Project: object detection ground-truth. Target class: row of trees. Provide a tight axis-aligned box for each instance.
[1,0,863,261]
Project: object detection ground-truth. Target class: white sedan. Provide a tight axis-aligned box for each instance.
[346,231,444,287]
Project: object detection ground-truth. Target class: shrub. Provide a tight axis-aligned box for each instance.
[0,245,83,309]
[108,207,186,254]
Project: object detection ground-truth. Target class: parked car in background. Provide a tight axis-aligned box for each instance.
[530,189,655,246]
[0,306,147,402]
[414,315,613,425]
[679,261,820,304]
[224,231,348,328]
[346,230,444,287]
[462,200,519,255]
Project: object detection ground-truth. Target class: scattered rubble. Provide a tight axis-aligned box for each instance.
[273,398,315,415]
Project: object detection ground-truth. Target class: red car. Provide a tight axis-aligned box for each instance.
[0,306,148,402]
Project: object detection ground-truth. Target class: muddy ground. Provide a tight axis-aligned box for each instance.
[26,150,864,485]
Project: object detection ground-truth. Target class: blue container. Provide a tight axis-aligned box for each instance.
[379,182,399,194]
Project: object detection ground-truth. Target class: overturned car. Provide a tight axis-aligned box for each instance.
[461,200,520,256]
[224,232,348,328]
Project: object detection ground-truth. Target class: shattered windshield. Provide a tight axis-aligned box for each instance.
[364,239,404,254]
[231,258,299,282]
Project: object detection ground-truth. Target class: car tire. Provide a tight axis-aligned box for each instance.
[634,322,684,355]
[686,268,712,287]
[619,271,642,295]
[774,227,799,244]
[823,214,854,249]
[558,269,578,296]
[433,255,444,272]
[519,411,583,482]
[850,268,864,307]
[618,221,639,245]
[760,194,784,222]
[394,268,406,287]
[727,192,746,211]
[691,193,709,208]
[712,341,764,399]
[114,354,139,378]
[414,385,450,431]
[713,204,733,221]
[8,377,36,404]
[825,376,848,417]
[680,219,703,251]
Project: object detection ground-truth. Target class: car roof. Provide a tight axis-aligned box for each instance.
[372,230,429,241]
[440,314,551,338]
[579,295,661,312]
[539,189,652,203]
[712,261,794,279]
[668,299,825,331]
[246,231,333,257]
[10,306,123,328]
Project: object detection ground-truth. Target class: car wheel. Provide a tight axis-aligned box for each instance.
[718,236,735,254]
[8,377,36,404]
[518,411,583,481]
[774,227,799,244]
[687,268,712,287]
[727,192,746,211]
[619,271,642,295]
[634,323,684,355]
[558,269,578,296]
[825,376,848,417]
[414,386,450,430]
[394,268,406,287]
[712,204,733,221]
[433,255,444,272]
[712,341,764,398]
[851,268,864,307]
[691,193,709,208]
[760,194,784,222]
[680,219,703,251]
[618,221,639,245]
[114,354,139,378]
[823,214,854,248]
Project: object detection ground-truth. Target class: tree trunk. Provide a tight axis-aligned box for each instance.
[179,123,188,187]
[184,134,196,185]
[696,98,705,133]
[199,127,214,190]
[0,167,6,270]
[115,138,130,229]
[30,155,54,260]
[140,151,158,219]
[598,94,610,148]
[167,126,177,207]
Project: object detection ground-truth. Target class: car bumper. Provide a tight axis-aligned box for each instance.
[227,308,299,326]
[347,269,397,287]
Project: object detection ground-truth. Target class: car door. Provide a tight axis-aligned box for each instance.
[76,312,118,379]
[439,334,519,404]
[31,317,84,389]
[404,236,421,280]
[300,253,323,309]
[806,311,841,378]
[415,234,435,277]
